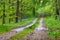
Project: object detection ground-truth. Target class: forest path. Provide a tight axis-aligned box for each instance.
[0,18,37,40]
[20,18,49,40]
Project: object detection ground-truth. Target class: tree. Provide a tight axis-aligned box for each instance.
[32,0,36,17]
[2,1,5,24]
[9,0,11,23]
[54,0,60,19]
[15,0,19,23]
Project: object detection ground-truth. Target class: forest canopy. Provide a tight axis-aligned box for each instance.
[0,0,60,24]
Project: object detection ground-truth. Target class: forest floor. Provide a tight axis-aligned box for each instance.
[0,18,37,40]
[20,18,49,40]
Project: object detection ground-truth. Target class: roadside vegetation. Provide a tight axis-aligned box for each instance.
[45,16,60,40]
[0,18,34,34]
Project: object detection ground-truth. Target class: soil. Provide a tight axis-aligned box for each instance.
[20,30,49,40]
[0,19,37,40]
[20,18,49,40]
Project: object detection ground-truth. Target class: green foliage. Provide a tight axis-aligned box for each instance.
[45,16,60,39]
[45,16,60,29]
[48,30,60,37]
[0,0,57,24]
[0,0,38,24]
[37,0,55,15]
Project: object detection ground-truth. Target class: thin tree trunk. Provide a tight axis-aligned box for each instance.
[32,7,35,17]
[32,0,36,17]
[9,0,11,23]
[59,9,60,20]
[55,0,58,19]
[2,2,5,24]
[20,12,23,22]
[20,0,23,22]
[15,0,19,23]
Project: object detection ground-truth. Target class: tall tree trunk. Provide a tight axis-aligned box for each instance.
[2,2,5,24]
[32,0,36,17]
[15,0,19,23]
[20,0,23,22]
[20,13,23,22]
[32,7,35,17]
[9,0,11,23]
[55,0,58,19]
[59,9,60,20]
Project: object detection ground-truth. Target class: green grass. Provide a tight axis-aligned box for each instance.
[45,16,60,29]
[8,18,40,40]
[44,16,60,39]
[0,18,34,34]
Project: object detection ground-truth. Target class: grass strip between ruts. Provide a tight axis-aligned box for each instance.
[8,18,40,40]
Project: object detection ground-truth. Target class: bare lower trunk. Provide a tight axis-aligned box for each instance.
[59,10,60,20]
[2,2,5,24]
[20,13,23,22]
[32,7,35,17]
[15,0,19,23]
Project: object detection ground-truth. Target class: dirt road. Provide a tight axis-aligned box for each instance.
[0,18,37,40]
[20,18,49,40]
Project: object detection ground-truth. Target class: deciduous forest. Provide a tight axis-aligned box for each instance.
[0,0,60,40]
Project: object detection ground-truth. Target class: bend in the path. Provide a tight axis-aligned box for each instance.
[0,18,37,40]
[12,18,37,32]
